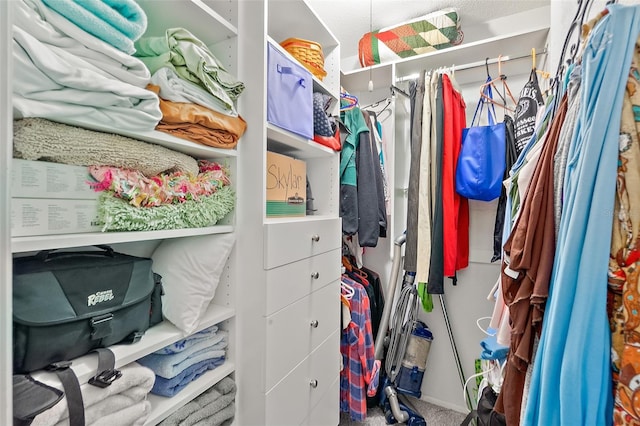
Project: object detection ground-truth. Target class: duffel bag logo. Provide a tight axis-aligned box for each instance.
[87,290,115,306]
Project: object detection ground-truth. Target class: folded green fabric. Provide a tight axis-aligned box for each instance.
[135,28,245,114]
[98,185,235,232]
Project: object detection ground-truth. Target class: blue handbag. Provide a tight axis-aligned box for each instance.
[455,79,506,201]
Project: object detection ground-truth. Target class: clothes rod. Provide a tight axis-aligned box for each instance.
[395,47,548,82]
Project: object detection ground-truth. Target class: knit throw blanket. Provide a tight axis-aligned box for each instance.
[13,118,199,177]
[358,8,463,67]
[41,0,147,54]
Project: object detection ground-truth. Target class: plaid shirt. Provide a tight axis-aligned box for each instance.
[340,277,375,422]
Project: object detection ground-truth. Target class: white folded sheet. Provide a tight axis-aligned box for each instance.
[12,0,162,131]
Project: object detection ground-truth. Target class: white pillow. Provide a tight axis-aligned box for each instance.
[151,233,235,334]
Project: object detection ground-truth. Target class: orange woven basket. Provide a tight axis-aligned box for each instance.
[280,37,327,81]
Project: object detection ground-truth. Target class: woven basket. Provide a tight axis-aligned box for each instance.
[280,37,327,81]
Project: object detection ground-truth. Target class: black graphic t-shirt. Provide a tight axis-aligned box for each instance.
[514,69,544,154]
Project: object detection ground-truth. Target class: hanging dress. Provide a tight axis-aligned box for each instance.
[523,5,640,425]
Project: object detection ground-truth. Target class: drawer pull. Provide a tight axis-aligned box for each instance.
[309,379,318,388]
[310,320,319,328]
[311,272,320,279]
[311,234,320,242]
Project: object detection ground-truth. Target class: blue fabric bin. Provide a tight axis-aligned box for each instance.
[267,42,314,140]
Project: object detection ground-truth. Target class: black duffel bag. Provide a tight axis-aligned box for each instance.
[13,245,161,373]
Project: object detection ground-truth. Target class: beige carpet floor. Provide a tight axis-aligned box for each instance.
[339,398,468,426]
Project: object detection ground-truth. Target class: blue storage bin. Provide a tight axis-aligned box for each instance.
[267,42,314,140]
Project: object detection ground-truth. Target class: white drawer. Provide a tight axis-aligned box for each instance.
[266,280,339,391]
[304,375,340,426]
[266,330,340,426]
[264,218,341,269]
[266,248,341,315]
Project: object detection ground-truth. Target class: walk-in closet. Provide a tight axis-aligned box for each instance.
[2,0,639,425]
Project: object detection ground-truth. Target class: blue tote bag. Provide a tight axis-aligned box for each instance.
[455,80,506,201]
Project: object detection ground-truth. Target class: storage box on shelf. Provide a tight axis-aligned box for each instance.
[6,0,242,424]
[266,151,307,217]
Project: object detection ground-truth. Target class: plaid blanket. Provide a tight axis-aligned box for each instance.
[358,8,463,67]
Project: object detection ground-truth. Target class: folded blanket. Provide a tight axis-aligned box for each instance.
[148,84,247,149]
[159,377,236,426]
[13,118,199,177]
[135,28,244,108]
[151,357,226,397]
[13,0,161,131]
[31,362,155,426]
[154,325,219,355]
[151,67,238,117]
[97,184,235,232]
[41,0,147,54]
[16,0,151,87]
[138,332,227,379]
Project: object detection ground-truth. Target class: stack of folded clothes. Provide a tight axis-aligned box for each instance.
[138,326,228,397]
[12,0,162,131]
[31,362,155,426]
[159,376,237,426]
[135,28,247,149]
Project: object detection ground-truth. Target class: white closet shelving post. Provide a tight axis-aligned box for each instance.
[0,1,12,422]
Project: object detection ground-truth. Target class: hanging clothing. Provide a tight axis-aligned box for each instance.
[427,74,445,294]
[405,75,426,273]
[608,42,640,426]
[340,277,375,422]
[340,106,368,235]
[416,70,433,285]
[523,6,640,425]
[492,115,517,262]
[361,110,388,242]
[553,65,582,238]
[493,93,568,426]
[441,73,469,276]
[514,69,544,154]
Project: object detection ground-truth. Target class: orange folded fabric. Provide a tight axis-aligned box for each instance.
[148,84,247,149]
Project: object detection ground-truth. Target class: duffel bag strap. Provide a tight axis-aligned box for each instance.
[88,348,122,388]
[46,362,84,426]
[46,349,121,426]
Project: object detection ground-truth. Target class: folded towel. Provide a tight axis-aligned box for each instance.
[97,185,235,232]
[31,362,155,426]
[41,0,147,54]
[135,28,244,107]
[138,332,227,379]
[154,325,219,355]
[159,377,236,426]
[193,402,235,426]
[13,118,199,177]
[16,0,151,87]
[151,357,226,397]
[151,67,238,117]
[91,400,150,426]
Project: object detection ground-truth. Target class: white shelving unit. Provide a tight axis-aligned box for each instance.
[235,1,341,424]
[3,0,240,424]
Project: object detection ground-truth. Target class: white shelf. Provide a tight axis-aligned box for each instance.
[341,26,550,92]
[266,123,336,160]
[268,1,339,50]
[264,214,336,225]
[139,0,237,46]
[47,117,237,160]
[31,304,235,387]
[145,361,236,426]
[12,225,234,253]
